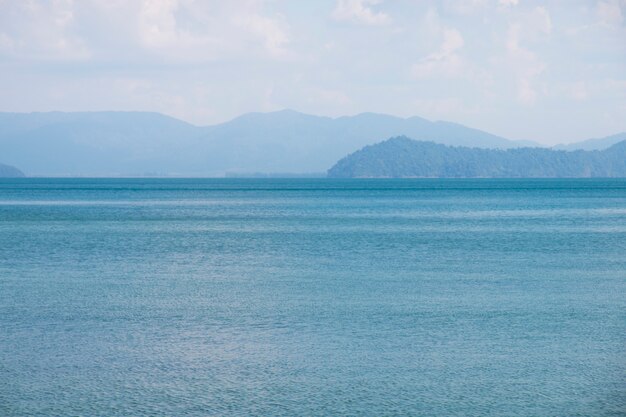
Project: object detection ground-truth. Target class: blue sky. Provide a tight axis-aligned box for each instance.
[0,0,624,145]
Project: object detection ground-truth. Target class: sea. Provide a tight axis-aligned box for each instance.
[1,178,625,416]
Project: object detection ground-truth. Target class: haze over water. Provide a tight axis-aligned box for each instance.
[1,178,625,416]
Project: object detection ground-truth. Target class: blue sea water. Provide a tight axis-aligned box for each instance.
[0,178,625,416]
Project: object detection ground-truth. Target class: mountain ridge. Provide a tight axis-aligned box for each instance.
[0,110,621,176]
[0,110,533,176]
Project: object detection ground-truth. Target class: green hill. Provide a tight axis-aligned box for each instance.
[0,162,25,177]
[328,136,626,178]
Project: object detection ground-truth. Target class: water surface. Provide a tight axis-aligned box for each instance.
[1,178,625,416]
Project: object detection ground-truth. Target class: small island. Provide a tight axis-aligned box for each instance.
[0,162,25,178]
[328,136,626,178]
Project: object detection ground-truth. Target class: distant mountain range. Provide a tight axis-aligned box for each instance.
[0,110,623,176]
[0,112,199,176]
[0,162,25,177]
[328,136,626,178]
[0,110,532,176]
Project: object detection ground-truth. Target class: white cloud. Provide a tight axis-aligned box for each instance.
[0,0,90,60]
[331,0,390,25]
[138,0,189,48]
[0,0,290,62]
[234,12,290,57]
[517,78,538,104]
[412,28,465,78]
[532,6,553,35]
[136,0,290,60]
[596,0,624,25]
[499,0,519,7]
[499,6,552,105]
[567,81,588,101]
[412,10,465,79]
[505,23,546,104]
[444,0,488,15]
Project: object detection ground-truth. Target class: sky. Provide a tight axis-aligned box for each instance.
[0,0,625,145]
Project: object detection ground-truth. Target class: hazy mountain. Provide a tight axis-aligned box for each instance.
[0,162,25,177]
[186,110,544,174]
[328,136,626,178]
[554,132,626,151]
[0,110,538,176]
[0,112,201,176]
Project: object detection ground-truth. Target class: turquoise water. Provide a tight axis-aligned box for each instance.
[1,178,625,416]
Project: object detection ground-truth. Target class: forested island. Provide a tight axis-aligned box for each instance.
[328,136,626,178]
[0,163,25,177]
